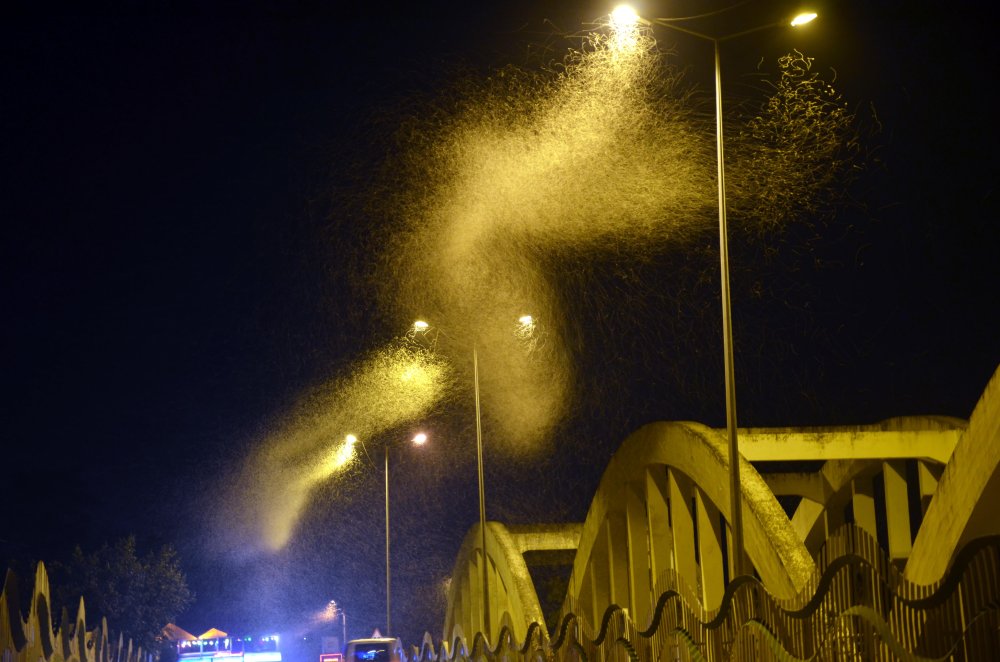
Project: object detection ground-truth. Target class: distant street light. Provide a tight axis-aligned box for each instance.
[412,315,536,640]
[791,12,819,27]
[326,600,347,650]
[610,5,817,579]
[383,432,427,637]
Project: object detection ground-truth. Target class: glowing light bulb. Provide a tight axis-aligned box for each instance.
[413,320,429,330]
[608,5,641,53]
[516,314,537,342]
[791,12,817,26]
[610,5,639,30]
[345,434,358,445]
[412,432,428,445]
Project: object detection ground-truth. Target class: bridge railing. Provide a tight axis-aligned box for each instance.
[1,562,150,662]
[409,527,999,661]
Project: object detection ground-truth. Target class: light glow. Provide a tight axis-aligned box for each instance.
[412,432,428,445]
[219,341,453,552]
[321,435,358,475]
[413,320,429,330]
[371,9,705,456]
[609,5,641,52]
[791,12,818,26]
[610,5,639,30]
[243,654,280,662]
[515,314,537,345]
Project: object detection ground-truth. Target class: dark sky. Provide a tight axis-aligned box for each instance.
[3,0,998,649]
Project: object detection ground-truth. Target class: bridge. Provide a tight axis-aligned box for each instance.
[4,366,998,661]
[429,364,1000,660]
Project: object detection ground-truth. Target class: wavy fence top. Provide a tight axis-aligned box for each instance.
[7,531,997,662]
[403,526,999,661]
[1,562,150,662]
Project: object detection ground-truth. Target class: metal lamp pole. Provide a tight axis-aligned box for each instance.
[412,318,534,640]
[711,34,746,579]
[327,600,347,651]
[383,432,428,637]
[473,344,489,639]
[637,15,746,577]
[641,10,817,578]
[384,443,392,636]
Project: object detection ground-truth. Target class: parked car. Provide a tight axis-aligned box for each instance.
[343,637,400,662]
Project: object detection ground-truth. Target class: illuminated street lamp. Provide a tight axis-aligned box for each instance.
[382,431,427,637]
[326,600,347,650]
[610,5,817,578]
[412,315,535,640]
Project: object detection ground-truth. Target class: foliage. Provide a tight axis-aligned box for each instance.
[50,536,194,655]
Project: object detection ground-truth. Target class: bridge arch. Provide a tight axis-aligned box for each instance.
[441,522,580,647]
[438,365,1000,657]
[906,365,1000,583]
[561,420,815,632]
[764,415,967,558]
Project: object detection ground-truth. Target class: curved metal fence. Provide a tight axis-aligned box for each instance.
[1,563,149,662]
[4,527,997,662]
[405,527,999,661]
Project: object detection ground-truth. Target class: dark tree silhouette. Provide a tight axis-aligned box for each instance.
[50,536,194,656]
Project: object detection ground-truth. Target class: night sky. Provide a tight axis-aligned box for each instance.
[3,0,998,650]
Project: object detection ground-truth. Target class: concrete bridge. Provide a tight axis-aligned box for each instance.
[4,366,997,661]
[435,364,1000,660]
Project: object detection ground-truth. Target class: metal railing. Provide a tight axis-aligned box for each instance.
[403,527,999,661]
[1,563,150,662]
[5,528,996,662]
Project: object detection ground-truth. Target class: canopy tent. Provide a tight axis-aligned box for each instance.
[198,628,228,640]
[162,624,197,642]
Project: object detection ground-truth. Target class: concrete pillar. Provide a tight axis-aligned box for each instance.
[667,469,698,598]
[491,560,506,638]
[451,573,466,640]
[606,515,631,618]
[626,484,654,626]
[793,499,828,553]
[882,460,912,561]
[851,476,878,539]
[578,564,596,632]
[646,468,673,585]
[590,520,611,624]
[695,489,726,611]
[469,554,481,636]
[917,461,943,514]
[590,565,602,634]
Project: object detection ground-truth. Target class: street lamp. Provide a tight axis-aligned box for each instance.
[326,600,347,651]
[382,431,427,637]
[610,5,817,578]
[472,340,488,639]
[411,315,535,640]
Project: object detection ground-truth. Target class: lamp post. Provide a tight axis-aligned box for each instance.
[610,5,816,578]
[472,342,489,639]
[412,315,535,640]
[326,600,347,651]
[382,431,428,637]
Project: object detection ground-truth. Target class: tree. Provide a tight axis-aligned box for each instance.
[51,536,194,656]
